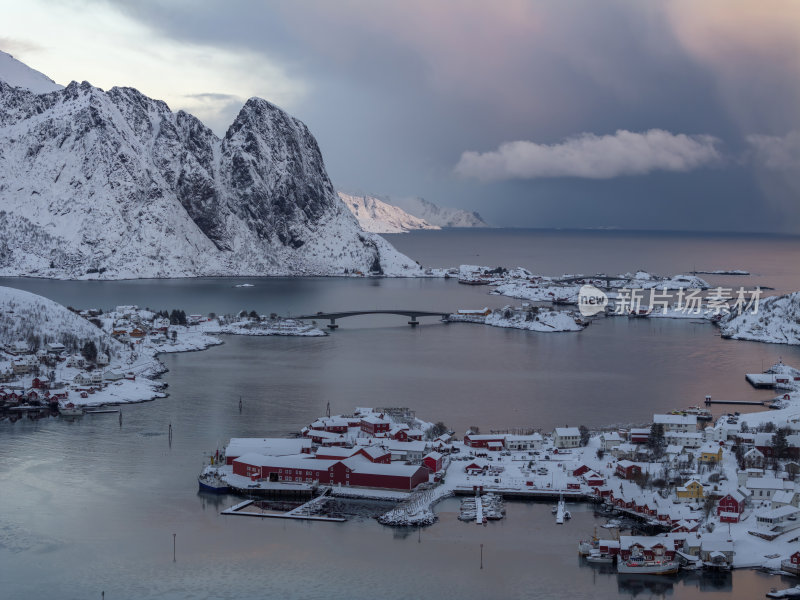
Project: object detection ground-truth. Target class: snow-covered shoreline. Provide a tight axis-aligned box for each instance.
[0,287,328,409]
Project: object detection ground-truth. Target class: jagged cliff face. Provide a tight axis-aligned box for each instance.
[0,54,419,279]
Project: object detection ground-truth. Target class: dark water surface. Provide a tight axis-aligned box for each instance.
[2,230,800,599]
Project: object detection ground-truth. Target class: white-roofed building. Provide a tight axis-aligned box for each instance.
[554,427,581,449]
[654,413,698,433]
[225,438,312,464]
[504,433,543,451]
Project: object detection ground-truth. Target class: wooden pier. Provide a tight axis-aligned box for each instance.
[221,492,346,522]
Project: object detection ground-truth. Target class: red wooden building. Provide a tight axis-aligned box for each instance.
[616,460,642,479]
[423,451,443,473]
[717,490,746,523]
[232,454,427,491]
[463,434,506,449]
[360,415,391,436]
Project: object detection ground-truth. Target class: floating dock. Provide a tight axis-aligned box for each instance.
[221,493,345,522]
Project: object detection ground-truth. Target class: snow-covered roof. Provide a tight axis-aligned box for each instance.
[385,440,428,452]
[771,490,797,505]
[341,456,424,476]
[747,476,791,490]
[424,451,443,461]
[505,433,543,441]
[654,413,698,426]
[756,505,800,519]
[227,438,311,457]
[555,427,580,437]
[362,415,390,425]
[233,453,332,470]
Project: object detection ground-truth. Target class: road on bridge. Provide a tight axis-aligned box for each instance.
[293,309,451,329]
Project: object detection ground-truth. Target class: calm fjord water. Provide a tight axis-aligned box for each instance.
[2,229,800,599]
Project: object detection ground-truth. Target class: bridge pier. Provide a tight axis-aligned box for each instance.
[408,316,418,326]
[328,319,338,330]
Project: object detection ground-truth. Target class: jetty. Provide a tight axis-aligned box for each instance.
[222,489,345,522]
[704,395,770,406]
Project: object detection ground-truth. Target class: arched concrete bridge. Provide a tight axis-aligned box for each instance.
[293,310,450,329]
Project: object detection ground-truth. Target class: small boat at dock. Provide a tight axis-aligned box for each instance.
[617,556,679,575]
[59,403,84,417]
[198,469,230,493]
[586,551,614,564]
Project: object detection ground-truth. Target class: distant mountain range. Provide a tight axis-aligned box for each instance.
[339,190,488,232]
[338,192,439,233]
[0,51,419,279]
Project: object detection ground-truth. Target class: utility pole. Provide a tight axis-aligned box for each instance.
[173,533,176,562]
[480,543,483,569]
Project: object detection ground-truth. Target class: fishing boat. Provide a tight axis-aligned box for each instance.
[59,402,84,417]
[617,556,679,575]
[198,469,230,493]
[586,551,614,564]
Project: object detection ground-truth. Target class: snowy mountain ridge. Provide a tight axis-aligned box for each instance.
[0,51,62,94]
[387,195,488,228]
[338,192,439,233]
[719,291,800,345]
[0,54,420,278]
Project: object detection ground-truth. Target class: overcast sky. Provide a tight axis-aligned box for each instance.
[2,0,799,232]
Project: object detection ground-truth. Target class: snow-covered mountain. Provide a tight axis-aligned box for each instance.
[0,286,121,357]
[719,291,800,345]
[387,196,488,228]
[0,51,420,278]
[338,192,439,233]
[0,51,62,94]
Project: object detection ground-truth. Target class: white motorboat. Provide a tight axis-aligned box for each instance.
[59,403,84,417]
[617,556,679,575]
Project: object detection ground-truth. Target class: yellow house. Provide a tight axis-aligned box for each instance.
[676,480,704,501]
[699,444,723,464]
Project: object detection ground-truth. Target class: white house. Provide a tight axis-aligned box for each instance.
[747,476,792,501]
[600,432,623,451]
[553,427,581,449]
[755,505,800,533]
[72,373,92,387]
[771,490,799,509]
[665,431,703,449]
[654,413,698,433]
[504,433,543,451]
[385,440,427,462]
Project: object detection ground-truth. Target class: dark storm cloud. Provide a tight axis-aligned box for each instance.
[91,0,800,232]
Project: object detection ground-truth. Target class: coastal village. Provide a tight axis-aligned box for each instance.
[3,281,800,592]
[0,290,325,417]
[202,361,800,583]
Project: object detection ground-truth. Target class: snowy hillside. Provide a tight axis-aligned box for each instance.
[0,286,121,357]
[387,196,488,228]
[719,291,800,345]
[0,51,62,94]
[338,192,439,233]
[0,58,420,279]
